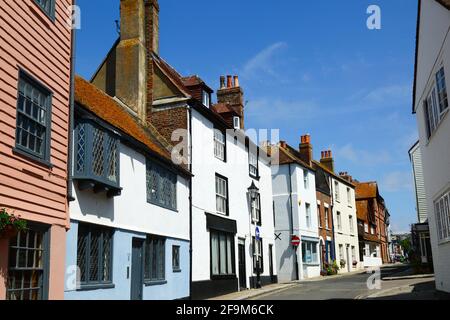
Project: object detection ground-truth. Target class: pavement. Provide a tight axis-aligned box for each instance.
[207,264,450,300]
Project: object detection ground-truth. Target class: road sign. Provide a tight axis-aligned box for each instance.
[291,235,300,247]
[255,227,261,241]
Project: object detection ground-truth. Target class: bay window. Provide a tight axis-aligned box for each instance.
[146,159,177,210]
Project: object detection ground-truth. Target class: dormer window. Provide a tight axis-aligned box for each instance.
[233,116,240,129]
[202,90,210,107]
[73,119,121,197]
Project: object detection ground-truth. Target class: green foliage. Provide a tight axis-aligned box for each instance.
[0,208,27,232]
[325,260,340,275]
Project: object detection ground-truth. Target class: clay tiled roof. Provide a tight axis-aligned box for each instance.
[356,200,368,221]
[211,103,238,115]
[355,182,378,199]
[74,75,175,164]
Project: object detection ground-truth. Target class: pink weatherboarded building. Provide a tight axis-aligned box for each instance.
[0,0,73,299]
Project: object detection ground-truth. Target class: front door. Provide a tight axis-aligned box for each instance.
[131,238,144,300]
[238,242,246,290]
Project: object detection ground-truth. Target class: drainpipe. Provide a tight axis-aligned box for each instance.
[330,176,336,261]
[67,1,77,205]
[288,164,299,280]
[188,108,193,300]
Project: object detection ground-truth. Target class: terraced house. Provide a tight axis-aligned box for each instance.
[85,0,277,299]
[0,0,74,299]
[272,138,320,281]
[64,77,191,300]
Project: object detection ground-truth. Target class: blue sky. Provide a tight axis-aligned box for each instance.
[75,0,419,233]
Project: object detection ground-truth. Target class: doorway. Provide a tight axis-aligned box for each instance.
[238,240,246,290]
[131,238,144,300]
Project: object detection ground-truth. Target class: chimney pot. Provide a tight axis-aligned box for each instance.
[234,75,239,87]
[328,150,333,158]
[220,76,226,89]
[280,141,287,149]
[227,75,233,88]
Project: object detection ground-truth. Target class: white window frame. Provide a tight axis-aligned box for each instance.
[249,151,258,177]
[251,195,261,224]
[215,175,228,215]
[334,181,340,202]
[364,223,369,233]
[305,203,311,229]
[202,90,210,107]
[337,211,342,231]
[347,187,351,206]
[349,215,354,234]
[425,67,448,139]
[303,170,309,189]
[325,207,329,229]
[317,205,322,228]
[233,116,240,129]
[214,129,225,161]
[434,191,450,243]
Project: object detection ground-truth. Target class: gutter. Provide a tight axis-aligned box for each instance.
[67,1,77,204]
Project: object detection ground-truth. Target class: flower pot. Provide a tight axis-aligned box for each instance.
[0,225,19,239]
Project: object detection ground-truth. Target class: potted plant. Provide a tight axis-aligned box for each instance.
[0,208,27,239]
[340,259,346,269]
[352,260,358,268]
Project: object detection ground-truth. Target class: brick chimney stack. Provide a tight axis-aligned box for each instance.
[113,0,160,124]
[299,134,312,165]
[217,74,244,129]
[320,150,334,172]
[339,171,353,182]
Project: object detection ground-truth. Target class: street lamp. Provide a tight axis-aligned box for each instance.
[248,181,261,288]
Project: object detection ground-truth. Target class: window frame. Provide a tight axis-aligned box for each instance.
[347,187,352,206]
[303,170,309,189]
[349,215,354,234]
[202,90,210,107]
[248,147,259,178]
[33,0,56,21]
[337,211,342,231]
[14,69,53,165]
[76,223,114,290]
[302,241,319,265]
[424,67,449,139]
[325,207,329,229]
[317,205,322,228]
[215,174,229,216]
[144,235,166,284]
[251,194,262,226]
[252,236,264,274]
[213,128,226,162]
[210,230,235,279]
[172,245,181,272]
[434,191,450,244]
[305,203,311,229]
[146,158,178,211]
[334,181,340,202]
[73,118,121,191]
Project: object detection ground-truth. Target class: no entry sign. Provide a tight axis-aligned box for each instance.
[291,235,300,247]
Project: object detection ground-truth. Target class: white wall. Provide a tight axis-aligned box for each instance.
[415,0,450,293]
[70,143,190,241]
[272,162,320,280]
[331,177,360,273]
[190,108,276,287]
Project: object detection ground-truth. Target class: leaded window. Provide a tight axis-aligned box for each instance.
[144,236,165,282]
[77,223,113,287]
[425,67,449,138]
[215,174,228,215]
[7,226,49,300]
[74,120,120,189]
[436,67,448,113]
[211,231,235,276]
[34,0,55,19]
[435,191,450,242]
[146,159,177,210]
[172,245,180,271]
[15,71,51,161]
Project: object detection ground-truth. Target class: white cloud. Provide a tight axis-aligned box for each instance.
[380,171,413,192]
[364,84,411,105]
[334,143,392,166]
[241,42,288,80]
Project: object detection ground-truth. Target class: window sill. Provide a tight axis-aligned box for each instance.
[144,280,167,286]
[13,147,53,169]
[302,263,320,266]
[249,173,260,181]
[173,269,182,273]
[77,283,115,291]
[147,200,178,212]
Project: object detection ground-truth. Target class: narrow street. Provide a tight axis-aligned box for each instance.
[252,265,445,300]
